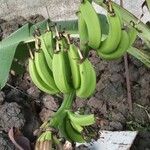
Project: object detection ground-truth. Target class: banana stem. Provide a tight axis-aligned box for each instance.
[49,91,76,128]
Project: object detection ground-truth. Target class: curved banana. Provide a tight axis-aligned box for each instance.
[52,43,73,93]
[65,118,85,143]
[98,10,122,54]
[40,31,55,57]
[68,44,81,89]
[98,30,130,60]
[76,59,96,98]
[40,32,54,70]
[34,51,59,92]
[80,0,101,49]
[28,58,57,94]
[77,11,89,56]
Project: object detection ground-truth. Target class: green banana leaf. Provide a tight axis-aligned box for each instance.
[127,47,150,68]
[0,22,31,89]
[0,43,18,89]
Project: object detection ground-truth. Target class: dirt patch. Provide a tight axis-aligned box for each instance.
[0,15,150,149]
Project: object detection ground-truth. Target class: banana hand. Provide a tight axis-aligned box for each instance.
[34,50,59,93]
[28,58,59,94]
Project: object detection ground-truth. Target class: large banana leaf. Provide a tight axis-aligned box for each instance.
[0,23,31,89]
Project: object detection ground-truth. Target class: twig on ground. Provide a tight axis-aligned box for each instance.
[120,0,133,112]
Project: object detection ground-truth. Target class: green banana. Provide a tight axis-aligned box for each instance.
[65,118,85,143]
[40,31,55,57]
[98,10,122,54]
[68,44,81,89]
[98,30,130,60]
[52,41,73,93]
[80,0,101,49]
[40,32,54,70]
[68,111,95,126]
[77,11,89,56]
[28,58,57,94]
[34,51,59,93]
[127,26,137,46]
[76,58,96,98]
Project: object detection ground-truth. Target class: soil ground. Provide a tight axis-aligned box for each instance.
[0,15,150,150]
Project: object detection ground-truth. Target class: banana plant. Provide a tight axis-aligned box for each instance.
[0,0,150,148]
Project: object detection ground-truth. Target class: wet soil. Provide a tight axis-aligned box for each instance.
[0,15,149,150]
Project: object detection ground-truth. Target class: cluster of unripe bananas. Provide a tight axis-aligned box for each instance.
[77,0,137,59]
[28,0,137,100]
[58,110,95,143]
[35,110,95,149]
[28,29,96,99]
[28,0,138,146]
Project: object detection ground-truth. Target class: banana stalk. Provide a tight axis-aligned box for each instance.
[49,91,76,128]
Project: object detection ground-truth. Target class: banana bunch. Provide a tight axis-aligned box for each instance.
[77,0,137,60]
[58,110,95,143]
[97,27,137,60]
[28,31,96,98]
[27,0,139,146]
[52,34,96,98]
[97,9,137,60]
[28,31,60,95]
[35,130,52,150]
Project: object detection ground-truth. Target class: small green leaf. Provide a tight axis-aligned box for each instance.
[0,43,19,89]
